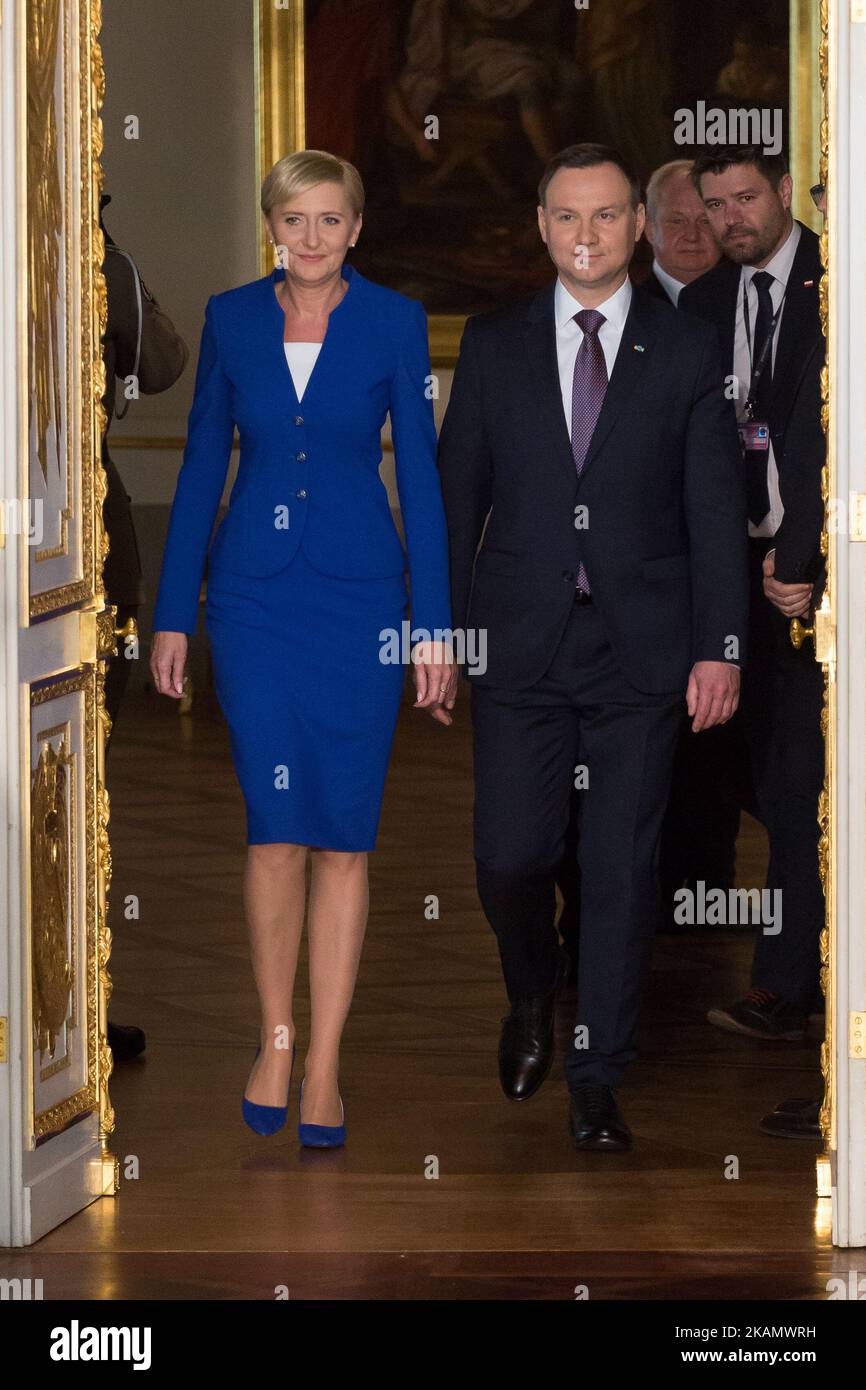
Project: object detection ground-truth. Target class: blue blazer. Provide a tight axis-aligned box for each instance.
[152,264,453,638]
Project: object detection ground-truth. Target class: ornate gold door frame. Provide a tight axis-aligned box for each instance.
[816,0,866,1246]
[815,0,835,1202]
[2,0,119,1247]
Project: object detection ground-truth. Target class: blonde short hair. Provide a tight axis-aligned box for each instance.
[260,149,365,218]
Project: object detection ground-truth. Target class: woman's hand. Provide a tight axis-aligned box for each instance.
[412,639,457,726]
[150,631,189,698]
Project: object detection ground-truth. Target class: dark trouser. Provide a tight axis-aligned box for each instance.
[103,602,139,764]
[659,719,746,901]
[554,789,582,957]
[739,540,824,1008]
[470,600,683,1091]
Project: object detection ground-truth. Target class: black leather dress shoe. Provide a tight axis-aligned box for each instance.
[568,1084,632,1151]
[707,988,807,1040]
[498,995,555,1100]
[772,1096,819,1114]
[107,1022,146,1062]
[558,941,579,990]
[757,1098,821,1140]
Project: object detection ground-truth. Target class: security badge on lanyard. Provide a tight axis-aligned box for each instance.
[737,277,784,454]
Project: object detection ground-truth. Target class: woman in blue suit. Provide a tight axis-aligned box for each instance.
[150,151,455,1145]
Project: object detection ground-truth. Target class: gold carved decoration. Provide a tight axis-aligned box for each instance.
[31,674,96,1140]
[30,739,72,1056]
[254,0,305,278]
[817,0,834,1159]
[26,0,118,1195]
[30,659,114,1193]
[27,0,63,487]
[29,0,110,617]
[90,3,109,610]
[90,0,117,1188]
[790,0,824,231]
[96,604,117,661]
[95,671,115,1151]
[95,591,117,1160]
[28,0,74,572]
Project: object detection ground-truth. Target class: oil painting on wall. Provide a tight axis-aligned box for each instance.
[303,0,789,314]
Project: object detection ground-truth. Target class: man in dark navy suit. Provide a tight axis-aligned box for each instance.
[680,147,826,1048]
[438,144,748,1151]
[553,159,724,967]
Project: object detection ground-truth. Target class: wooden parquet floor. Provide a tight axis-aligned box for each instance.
[5,673,860,1299]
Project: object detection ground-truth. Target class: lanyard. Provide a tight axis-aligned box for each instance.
[742,276,786,414]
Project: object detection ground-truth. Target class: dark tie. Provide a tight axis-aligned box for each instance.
[745,270,774,525]
[571,309,608,595]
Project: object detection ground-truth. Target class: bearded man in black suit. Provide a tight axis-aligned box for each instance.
[680,147,826,1047]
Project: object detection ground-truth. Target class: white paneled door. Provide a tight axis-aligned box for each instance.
[1,0,119,1247]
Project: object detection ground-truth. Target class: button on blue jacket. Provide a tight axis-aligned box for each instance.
[152,265,453,639]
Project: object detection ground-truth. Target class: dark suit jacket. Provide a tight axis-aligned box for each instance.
[678,221,825,585]
[437,280,749,693]
[101,245,189,605]
[641,267,675,304]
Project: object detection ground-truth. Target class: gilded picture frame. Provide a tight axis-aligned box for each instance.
[254,1,816,367]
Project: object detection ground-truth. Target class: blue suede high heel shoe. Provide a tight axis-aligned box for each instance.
[298,1078,346,1148]
[242,1041,296,1136]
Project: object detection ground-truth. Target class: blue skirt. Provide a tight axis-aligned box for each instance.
[205,548,410,850]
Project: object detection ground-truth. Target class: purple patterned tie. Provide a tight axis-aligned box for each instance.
[570,309,608,596]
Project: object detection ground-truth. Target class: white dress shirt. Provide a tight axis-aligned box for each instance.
[554,275,633,440]
[733,219,801,539]
[651,258,686,306]
[283,340,321,401]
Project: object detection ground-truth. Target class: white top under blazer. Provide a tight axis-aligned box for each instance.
[283,341,322,401]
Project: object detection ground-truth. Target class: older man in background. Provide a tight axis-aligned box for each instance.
[643,158,720,304]
[638,162,742,931]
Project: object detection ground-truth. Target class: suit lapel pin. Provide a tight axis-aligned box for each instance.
[803,280,814,287]
[633,344,645,352]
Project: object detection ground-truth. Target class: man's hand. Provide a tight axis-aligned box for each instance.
[762,550,812,619]
[412,639,457,726]
[686,660,740,732]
